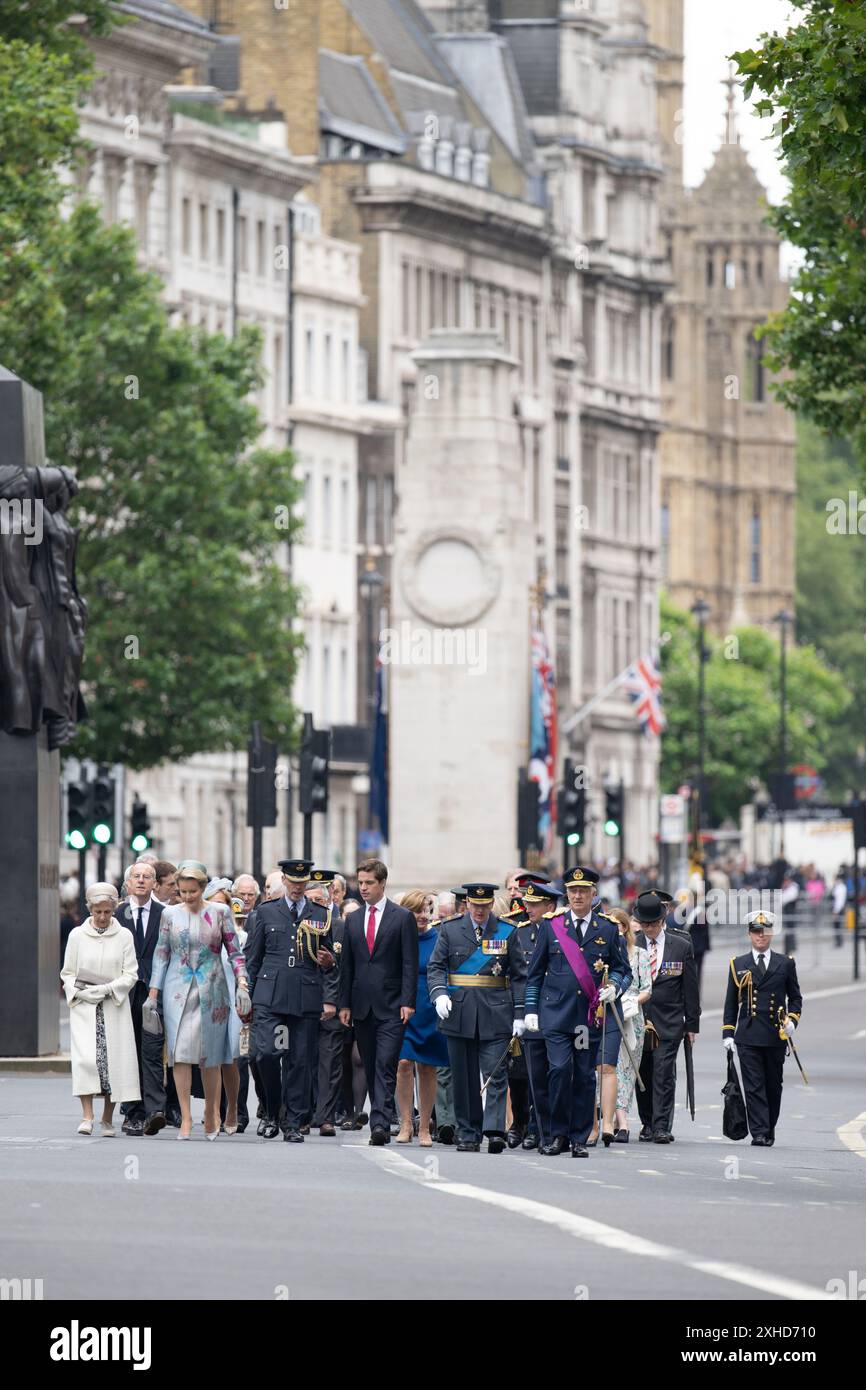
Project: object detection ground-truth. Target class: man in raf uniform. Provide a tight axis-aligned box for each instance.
[427,882,526,1153]
[246,858,338,1142]
[524,867,631,1158]
[723,909,802,1146]
[632,890,700,1144]
[508,879,557,1149]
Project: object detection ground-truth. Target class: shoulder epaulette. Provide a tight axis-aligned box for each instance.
[543,910,556,918]
[439,912,463,923]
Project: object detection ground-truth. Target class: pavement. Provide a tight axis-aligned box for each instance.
[1,943,864,1301]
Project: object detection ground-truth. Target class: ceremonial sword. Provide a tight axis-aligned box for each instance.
[777,1007,809,1085]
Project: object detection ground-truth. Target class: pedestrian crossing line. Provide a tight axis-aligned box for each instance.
[837,1110,866,1159]
[356,1147,833,1302]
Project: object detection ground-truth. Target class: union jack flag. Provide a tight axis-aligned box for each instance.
[529,608,558,853]
[624,652,666,737]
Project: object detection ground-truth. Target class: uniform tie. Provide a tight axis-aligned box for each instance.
[755,952,767,982]
[649,939,658,981]
[366,906,376,956]
[134,907,145,959]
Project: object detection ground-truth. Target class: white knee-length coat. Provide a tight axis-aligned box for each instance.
[61,921,141,1101]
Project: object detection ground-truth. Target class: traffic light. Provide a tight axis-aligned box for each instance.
[130,799,152,854]
[604,784,624,837]
[299,716,330,815]
[559,759,586,847]
[66,780,92,852]
[91,772,115,845]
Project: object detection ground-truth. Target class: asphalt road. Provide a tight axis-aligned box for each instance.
[2,973,864,1302]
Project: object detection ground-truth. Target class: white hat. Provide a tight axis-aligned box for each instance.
[85,881,119,908]
[745,909,775,930]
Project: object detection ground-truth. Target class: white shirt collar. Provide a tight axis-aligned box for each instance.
[752,947,771,966]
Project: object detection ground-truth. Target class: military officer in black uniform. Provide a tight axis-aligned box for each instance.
[723,909,803,1146]
[508,879,557,1150]
[245,858,338,1142]
[524,867,631,1157]
[427,882,527,1153]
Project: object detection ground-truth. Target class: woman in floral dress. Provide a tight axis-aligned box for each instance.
[610,908,652,1142]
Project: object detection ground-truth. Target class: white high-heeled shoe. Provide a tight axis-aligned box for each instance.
[205,1130,219,1142]
[100,1121,116,1137]
[223,1123,239,1136]
[77,1119,93,1136]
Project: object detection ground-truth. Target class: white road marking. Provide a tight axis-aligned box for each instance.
[837,1110,866,1159]
[637,1168,665,1176]
[851,1029,866,1040]
[356,1147,833,1301]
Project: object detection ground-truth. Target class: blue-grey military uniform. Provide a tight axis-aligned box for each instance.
[245,895,337,1132]
[427,907,527,1146]
[509,911,552,1147]
[525,906,631,1145]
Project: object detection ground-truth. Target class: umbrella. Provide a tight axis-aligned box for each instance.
[684,1035,696,1121]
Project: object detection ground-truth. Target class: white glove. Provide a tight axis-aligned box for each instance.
[621,995,639,1021]
[524,1013,539,1032]
[76,985,107,1004]
[598,985,616,1004]
[235,985,252,1019]
[723,1037,735,1053]
[435,995,452,1021]
[783,1018,796,1039]
[512,1019,526,1039]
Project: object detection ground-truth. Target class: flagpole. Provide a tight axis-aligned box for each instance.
[561,632,671,736]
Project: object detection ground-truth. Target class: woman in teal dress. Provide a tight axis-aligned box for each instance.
[148,860,250,1141]
[396,890,450,1147]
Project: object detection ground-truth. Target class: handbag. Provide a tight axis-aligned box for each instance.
[141,999,164,1037]
[721,1051,749,1141]
[74,968,111,990]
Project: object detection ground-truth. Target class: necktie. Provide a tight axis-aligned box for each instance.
[366,906,376,956]
[134,907,145,958]
[649,939,658,980]
[755,952,766,982]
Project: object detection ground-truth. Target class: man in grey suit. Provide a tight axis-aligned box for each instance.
[427,882,527,1153]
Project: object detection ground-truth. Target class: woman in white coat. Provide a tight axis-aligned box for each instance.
[60,882,140,1136]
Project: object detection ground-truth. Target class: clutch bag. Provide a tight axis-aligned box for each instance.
[74,968,111,990]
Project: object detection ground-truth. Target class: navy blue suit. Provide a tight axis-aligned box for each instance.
[525,909,631,1145]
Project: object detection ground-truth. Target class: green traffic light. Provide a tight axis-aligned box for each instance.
[604,819,620,837]
[92,822,112,845]
[566,831,581,845]
[66,829,87,851]
[131,833,150,853]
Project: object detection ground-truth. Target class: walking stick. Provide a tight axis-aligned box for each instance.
[607,995,646,1092]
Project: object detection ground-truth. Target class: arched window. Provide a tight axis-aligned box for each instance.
[746,330,765,402]
[662,313,675,381]
[750,506,761,583]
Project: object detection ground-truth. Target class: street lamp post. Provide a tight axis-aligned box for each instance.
[775,609,794,859]
[690,597,710,866]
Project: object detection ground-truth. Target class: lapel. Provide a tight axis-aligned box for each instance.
[143,900,162,956]
[754,948,779,985]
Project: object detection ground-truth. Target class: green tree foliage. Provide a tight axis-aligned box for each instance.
[660,595,851,822]
[1,8,303,769]
[733,1,866,455]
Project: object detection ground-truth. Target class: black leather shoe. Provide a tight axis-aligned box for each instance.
[437,1124,455,1146]
[751,1135,771,1146]
[300,1124,311,1135]
[602,1129,615,1148]
[487,1135,506,1154]
[652,1132,675,1144]
[237,1121,248,1134]
[283,1129,304,1143]
[638,1126,653,1142]
[456,1141,480,1152]
[339,1116,354,1131]
[166,1110,183,1129]
[260,1122,279,1139]
[571,1144,589,1158]
[256,1118,266,1137]
[143,1112,166,1136]
[369,1126,389,1146]
[319,1122,336,1137]
[506,1127,524,1149]
[613,1128,629,1144]
[522,1133,539,1150]
[351,1112,369,1131]
[540,1136,569,1157]
[121,1118,144,1136]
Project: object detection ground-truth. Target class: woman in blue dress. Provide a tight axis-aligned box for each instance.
[396,890,449,1146]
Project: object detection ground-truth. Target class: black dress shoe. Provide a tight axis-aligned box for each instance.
[237,1121,248,1134]
[638,1126,653,1142]
[613,1128,629,1144]
[340,1116,355,1131]
[319,1122,336,1137]
[351,1112,369,1131]
[487,1135,506,1154]
[522,1133,539,1150]
[751,1135,771,1146]
[260,1122,279,1139]
[571,1144,589,1158]
[369,1126,389,1146]
[121,1118,144,1136]
[437,1124,455,1146]
[652,1132,675,1144]
[256,1118,266,1137]
[506,1127,524,1149]
[256,1103,264,1120]
[540,1136,569,1157]
[143,1112,166,1136]
[456,1141,480,1152]
[283,1129,304,1143]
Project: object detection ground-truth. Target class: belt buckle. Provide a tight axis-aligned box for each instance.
[288,955,296,968]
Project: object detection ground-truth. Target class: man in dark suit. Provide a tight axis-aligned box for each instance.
[338,858,419,1146]
[246,858,338,1142]
[524,867,632,1158]
[307,869,348,1137]
[115,860,174,1135]
[427,881,527,1154]
[633,890,700,1144]
[723,909,803,1146]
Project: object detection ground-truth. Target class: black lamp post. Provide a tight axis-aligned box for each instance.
[690,597,710,845]
[775,609,794,858]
